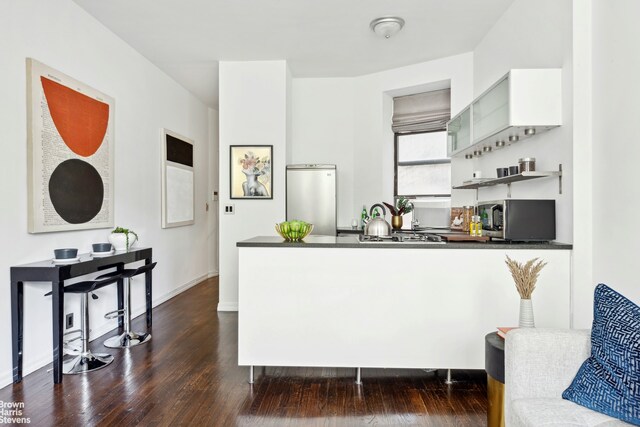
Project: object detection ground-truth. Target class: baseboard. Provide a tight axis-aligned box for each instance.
[0,273,211,389]
[208,270,219,278]
[0,373,9,389]
[147,272,210,311]
[0,352,53,389]
[217,301,238,312]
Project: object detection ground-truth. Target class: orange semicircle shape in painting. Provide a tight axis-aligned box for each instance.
[41,77,109,157]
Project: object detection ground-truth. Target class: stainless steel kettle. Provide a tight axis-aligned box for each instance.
[364,204,392,237]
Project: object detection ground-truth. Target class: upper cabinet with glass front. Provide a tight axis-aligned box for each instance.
[472,76,510,143]
[448,69,562,158]
[447,106,471,157]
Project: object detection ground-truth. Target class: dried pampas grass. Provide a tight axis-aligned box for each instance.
[505,255,547,299]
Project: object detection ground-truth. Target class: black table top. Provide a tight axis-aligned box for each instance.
[486,331,505,351]
[485,332,505,383]
[10,247,152,282]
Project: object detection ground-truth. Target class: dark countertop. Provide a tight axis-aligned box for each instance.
[237,236,572,250]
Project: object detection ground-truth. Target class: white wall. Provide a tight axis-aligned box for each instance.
[208,109,220,275]
[471,0,640,327]
[0,0,215,387]
[289,1,586,326]
[470,0,573,244]
[291,53,474,226]
[353,53,474,217]
[590,0,640,316]
[221,56,472,309]
[571,0,594,328]
[218,61,290,311]
[216,0,640,330]
[291,78,355,226]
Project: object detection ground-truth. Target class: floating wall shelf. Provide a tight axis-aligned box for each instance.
[453,165,563,198]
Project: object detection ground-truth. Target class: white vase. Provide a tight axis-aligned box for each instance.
[519,299,535,328]
[108,232,137,252]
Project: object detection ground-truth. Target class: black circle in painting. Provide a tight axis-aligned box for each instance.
[49,159,104,224]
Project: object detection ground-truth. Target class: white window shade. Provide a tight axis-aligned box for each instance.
[392,89,451,133]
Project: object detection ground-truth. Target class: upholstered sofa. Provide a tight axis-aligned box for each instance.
[505,328,632,426]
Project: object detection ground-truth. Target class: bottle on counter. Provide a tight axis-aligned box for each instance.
[372,207,380,218]
[360,205,368,229]
[470,215,477,236]
[481,208,489,228]
[476,216,483,237]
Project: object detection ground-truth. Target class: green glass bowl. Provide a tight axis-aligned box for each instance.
[275,221,314,241]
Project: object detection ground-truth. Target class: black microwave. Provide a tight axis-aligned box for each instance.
[477,199,556,242]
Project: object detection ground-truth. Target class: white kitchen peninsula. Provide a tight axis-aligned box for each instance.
[237,236,572,377]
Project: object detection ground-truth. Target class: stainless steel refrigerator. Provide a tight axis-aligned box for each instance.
[286,164,337,236]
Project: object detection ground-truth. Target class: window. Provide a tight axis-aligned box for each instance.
[394,131,451,197]
[391,88,451,198]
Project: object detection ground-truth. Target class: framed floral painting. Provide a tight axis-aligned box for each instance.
[230,145,273,199]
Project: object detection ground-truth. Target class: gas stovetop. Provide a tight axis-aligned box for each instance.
[358,233,444,244]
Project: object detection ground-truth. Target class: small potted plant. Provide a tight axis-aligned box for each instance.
[109,226,138,251]
[383,198,414,230]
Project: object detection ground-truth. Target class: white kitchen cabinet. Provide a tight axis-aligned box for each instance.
[448,69,562,158]
[472,76,510,143]
[447,106,471,157]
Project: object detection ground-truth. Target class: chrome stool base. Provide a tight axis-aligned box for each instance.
[63,352,114,374]
[104,331,151,349]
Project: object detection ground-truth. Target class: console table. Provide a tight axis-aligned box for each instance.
[10,247,153,384]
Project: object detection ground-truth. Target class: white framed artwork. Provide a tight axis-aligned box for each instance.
[161,129,195,228]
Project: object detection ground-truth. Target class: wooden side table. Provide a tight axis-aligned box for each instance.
[485,332,505,427]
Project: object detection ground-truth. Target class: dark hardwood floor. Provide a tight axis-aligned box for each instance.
[0,277,488,426]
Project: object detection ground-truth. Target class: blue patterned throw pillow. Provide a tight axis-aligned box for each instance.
[562,284,640,425]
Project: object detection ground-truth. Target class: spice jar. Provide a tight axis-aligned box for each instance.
[518,157,536,173]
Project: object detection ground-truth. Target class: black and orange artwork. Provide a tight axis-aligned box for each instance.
[27,59,115,233]
[41,77,108,224]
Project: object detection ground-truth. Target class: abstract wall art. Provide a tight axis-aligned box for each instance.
[27,59,115,233]
[161,129,195,228]
[230,145,272,199]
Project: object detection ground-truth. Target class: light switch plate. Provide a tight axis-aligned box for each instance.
[224,204,235,215]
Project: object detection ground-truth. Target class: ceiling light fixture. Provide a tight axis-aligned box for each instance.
[370,17,405,39]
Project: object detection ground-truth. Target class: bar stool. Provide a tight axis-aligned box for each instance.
[45,275,122,374]
[100,262,156,348]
